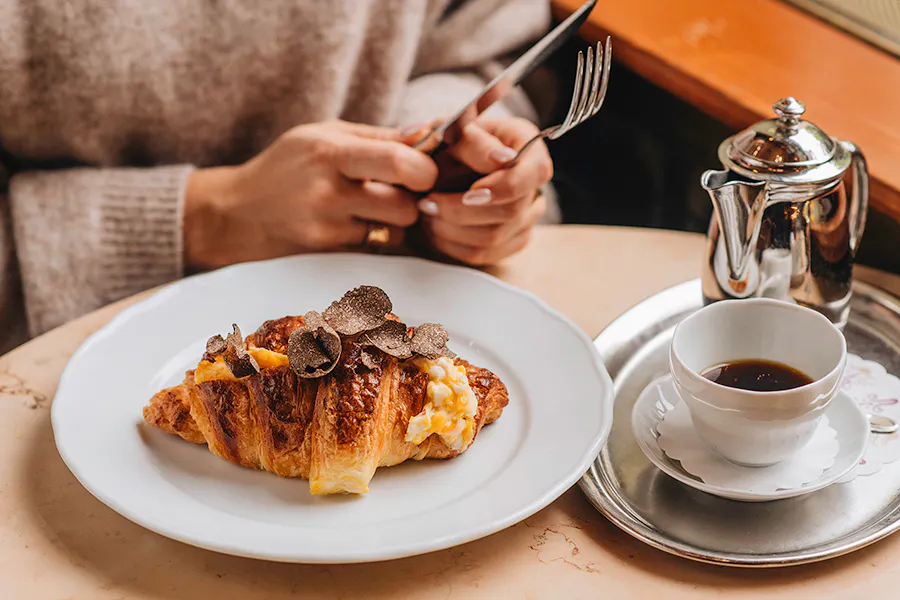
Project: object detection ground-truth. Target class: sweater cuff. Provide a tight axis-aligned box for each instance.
[9,164,194,335]
[95,166,194,299]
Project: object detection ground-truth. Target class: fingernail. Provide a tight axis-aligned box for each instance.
[462,188,492,206]
[419,199,439,216]
[401,123,427,137]
[489,146,518,164]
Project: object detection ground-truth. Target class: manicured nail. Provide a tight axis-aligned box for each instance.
[401,123,427,137]
[462,188,492,206]
[419,199,439,216]
[489,146,518,164]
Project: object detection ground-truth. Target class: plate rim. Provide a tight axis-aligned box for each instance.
[580,277,900,568]
[51,252,615,563]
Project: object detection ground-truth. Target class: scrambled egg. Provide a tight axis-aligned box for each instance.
[405,357,478,451]
[248,348,291,370]
[193,348,290,383]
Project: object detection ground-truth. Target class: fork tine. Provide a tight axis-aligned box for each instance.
[559,50,585,132]
[590,36,612,117]
[571,46,594,127]
[510,38,612,164]
[579,40,604,125]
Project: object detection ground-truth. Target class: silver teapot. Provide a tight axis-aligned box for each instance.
[701,97,868,328]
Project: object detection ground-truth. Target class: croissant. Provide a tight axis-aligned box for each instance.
[143,312,508,495]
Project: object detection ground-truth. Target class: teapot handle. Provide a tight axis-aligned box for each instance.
[839,140,869,252]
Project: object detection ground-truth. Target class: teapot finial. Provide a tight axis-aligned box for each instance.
[773,97,806,129]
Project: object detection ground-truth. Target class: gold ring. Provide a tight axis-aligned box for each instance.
[364,223,391,249]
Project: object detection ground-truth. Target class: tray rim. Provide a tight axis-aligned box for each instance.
[580,278,900,568]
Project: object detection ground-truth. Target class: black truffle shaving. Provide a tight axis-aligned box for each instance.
[287,311,342,378]
[410,323,454,359]
[207,287,457,380]
[359,320,412,359]
[222,324,260,378]
[323,285,392,335]
[203,334,226,363]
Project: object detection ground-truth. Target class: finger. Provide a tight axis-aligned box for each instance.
[333,119,444,147]
[289,219,368,250]
[446,123,519,174]
[399,117,446,147]
[426,194,546,246]
[341,180,420,228]
[316,219,406,249]
[328,120,407,142]
[334,136,438,191]
[457,117,552,204]
[354,223,407,248]
[465,141,552,206]
[428,218,510,248]
[400,125,432,147]
[332,220,370,247]
[431,225,534,267]
[476,117,539,148]
[419,191,534,226]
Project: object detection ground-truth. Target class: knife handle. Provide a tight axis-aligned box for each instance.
[401,143,483,256]
[412,142,484,197]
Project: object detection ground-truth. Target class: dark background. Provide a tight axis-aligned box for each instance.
[542,38,900,275]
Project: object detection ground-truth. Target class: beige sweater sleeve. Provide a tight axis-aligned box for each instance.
[8,165,194,336]
[394,0,551,127]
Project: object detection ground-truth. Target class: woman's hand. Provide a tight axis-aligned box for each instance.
[184,120,438,269]
[417,117,553,266]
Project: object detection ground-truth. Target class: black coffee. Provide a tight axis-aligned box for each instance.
[701,359,813,392]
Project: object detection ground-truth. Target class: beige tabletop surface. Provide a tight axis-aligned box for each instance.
[5,225,900,600]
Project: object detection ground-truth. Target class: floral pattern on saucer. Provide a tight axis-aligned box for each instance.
[838,354,900,483]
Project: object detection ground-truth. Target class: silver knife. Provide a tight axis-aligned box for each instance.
[414,0,598,155]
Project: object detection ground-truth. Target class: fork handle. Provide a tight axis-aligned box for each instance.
[504,132,547,169]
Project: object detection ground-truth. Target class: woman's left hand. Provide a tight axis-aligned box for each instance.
[417,117,553,266]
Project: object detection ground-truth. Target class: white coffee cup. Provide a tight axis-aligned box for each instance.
[669,298,847,467]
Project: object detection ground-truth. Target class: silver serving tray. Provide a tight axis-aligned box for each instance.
[581,279,900,567]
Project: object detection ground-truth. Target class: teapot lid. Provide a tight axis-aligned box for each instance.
[722,97,849,182]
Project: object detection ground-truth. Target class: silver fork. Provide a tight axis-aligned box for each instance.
[507,36,612,167]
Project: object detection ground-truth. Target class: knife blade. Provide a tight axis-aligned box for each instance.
[413,0,598,155]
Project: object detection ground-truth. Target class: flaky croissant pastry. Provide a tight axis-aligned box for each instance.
[143,287,508,495]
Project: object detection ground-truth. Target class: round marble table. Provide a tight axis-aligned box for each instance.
[5,225,900,599]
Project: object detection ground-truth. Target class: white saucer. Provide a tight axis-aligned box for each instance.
[632,375,869,502]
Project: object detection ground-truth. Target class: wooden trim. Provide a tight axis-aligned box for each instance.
[553,0,900,223]
[782,0,900,58]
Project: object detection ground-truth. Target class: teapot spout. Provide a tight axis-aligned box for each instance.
[701,170,769,282]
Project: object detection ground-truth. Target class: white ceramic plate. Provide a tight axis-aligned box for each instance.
[52,254,613,563]
[632,375,868,502]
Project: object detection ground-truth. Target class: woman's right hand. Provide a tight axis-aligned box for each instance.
[183,120,438,269]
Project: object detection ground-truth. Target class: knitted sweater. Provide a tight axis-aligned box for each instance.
[0,0,550,351]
